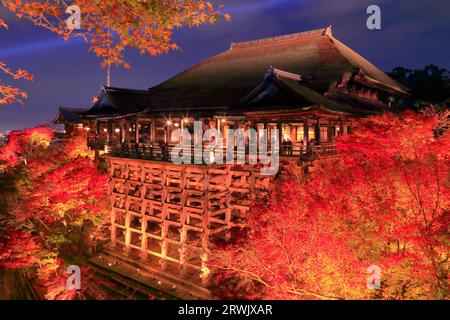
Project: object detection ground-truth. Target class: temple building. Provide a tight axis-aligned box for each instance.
[53,107,87,134]
[69,27,409,298]
[80,26,408,159]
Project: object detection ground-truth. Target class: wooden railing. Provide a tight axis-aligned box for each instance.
[97,141,337,163]
[280,142,337,158]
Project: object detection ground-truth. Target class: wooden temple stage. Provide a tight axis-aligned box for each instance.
[89,155,334,299]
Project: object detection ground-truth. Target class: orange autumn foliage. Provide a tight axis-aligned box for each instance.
[0,127,108,299]
[0,126,53,166]
[0,230,41,268]
[2,0,229,68]
[0,19,33,106]
[211,111,449,300]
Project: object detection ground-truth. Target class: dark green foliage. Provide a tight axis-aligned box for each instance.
[389,64,449,106]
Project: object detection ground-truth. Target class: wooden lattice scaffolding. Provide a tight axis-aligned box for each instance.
[107,157,272,285]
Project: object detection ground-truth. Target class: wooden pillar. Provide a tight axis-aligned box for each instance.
[216,118,220,133]
[179,167,187,276]
[276,121,282,141]
[276,121,282,155]
[277,121,282,141]
[303,120,309,144]
[125,121,130,143]
[135,117,140,143]
[124,211,131,256]
[223,123,229,151]
[160,168,168,271]
[327,123,333,143]
[180,119,185,144]
[94,121,100,159]
[165,123,170,144]
[250,120,258,151]
[111,209,117,247]
[232,120,239,148]
[140,214,147,260]
[120,119,126,144]
[289,125,294,141]
[315,120,320,143]
[107,121,113,145]
[180,225,187,276]
[151,119,156,143]
[264,122,269,146]
[338,121,344,136]
[95,121,100,136]
[201,171,211,286]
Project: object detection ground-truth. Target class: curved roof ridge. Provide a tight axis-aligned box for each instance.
[103,86,150,95]
[230,26,332,50]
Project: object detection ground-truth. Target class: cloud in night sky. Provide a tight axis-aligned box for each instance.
[0,0,449,131]
[0,37,82,58]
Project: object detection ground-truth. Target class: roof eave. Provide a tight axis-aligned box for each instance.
[355,71,410,96]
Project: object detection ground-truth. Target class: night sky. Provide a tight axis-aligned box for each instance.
[0,0,449,131]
